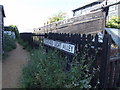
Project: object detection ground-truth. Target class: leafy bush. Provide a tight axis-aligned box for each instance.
[3,34,16,58]
[4,25,20,39]
[20,47,95,88]
[106,16,120,29]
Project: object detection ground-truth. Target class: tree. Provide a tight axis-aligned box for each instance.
[4,25,20,39]
[47,11,67,24]
[106,16,120,29]
[10,25,20,39]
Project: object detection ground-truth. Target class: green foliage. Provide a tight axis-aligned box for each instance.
[10,25,20,39]
[47,11,67,24]
[4,25,20,39]
[3,34,16,58]
[20,47,94,88]
[17,39,31,51]
[106,16,120,29]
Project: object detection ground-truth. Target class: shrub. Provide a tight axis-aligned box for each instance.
[3,33,16,58]
[106,16,120,29]
[20,46,95,88]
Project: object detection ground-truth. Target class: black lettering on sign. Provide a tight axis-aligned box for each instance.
[43,38,75,54]
[54,41,61,48]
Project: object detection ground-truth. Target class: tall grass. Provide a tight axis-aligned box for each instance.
[20,46,94,88]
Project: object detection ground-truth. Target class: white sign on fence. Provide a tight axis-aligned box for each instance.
[43,38,75,54]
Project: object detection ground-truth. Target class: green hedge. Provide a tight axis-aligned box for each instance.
[3,33,16,58]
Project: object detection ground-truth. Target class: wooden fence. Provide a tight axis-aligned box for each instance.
[20,32,120,88]
[42,33,120,88]
[20,33,40,48]
[20,33,33,47]
[34,10,105,34]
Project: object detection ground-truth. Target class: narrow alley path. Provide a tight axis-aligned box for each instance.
[2,42,29,88]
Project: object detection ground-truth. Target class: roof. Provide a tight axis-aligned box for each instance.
[72,0,105,12]
[0,5,5,17]
[105,28,120,49]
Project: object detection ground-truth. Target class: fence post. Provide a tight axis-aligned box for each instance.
[45,33,48,53]
[66,33,73,71]
[31,33,34,48]
[66,53,73,71]
[99,34,111,88]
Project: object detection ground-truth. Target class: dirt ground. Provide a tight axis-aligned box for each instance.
[2,42,29,88]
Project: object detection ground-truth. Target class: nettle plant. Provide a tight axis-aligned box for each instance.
[65,48,96,88]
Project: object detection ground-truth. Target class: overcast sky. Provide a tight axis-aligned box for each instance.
[0,0,97,33]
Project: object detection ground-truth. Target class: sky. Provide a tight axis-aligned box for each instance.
[0,0,97,33]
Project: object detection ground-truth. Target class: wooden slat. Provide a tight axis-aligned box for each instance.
[94,34,98,49]
[87,34,92,48]
[104,35,111,87]
[109,62,115,88]
[113,60,120,87]
[99,34,111,88]
[82,34,86,48]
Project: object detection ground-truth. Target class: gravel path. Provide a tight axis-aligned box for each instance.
[2,42,29,88]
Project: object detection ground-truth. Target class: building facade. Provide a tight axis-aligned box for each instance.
[72,0,120,20]
[0,5,5,60]
[107,0,120,20]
